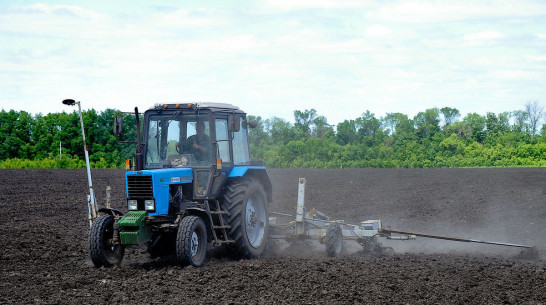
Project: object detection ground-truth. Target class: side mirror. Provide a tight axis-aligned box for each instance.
[228,114,241,132]
[114,115,123,135]
[247,119,258,128]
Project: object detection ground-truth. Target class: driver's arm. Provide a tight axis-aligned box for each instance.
[176,140,192,153]
[192,143,207,152]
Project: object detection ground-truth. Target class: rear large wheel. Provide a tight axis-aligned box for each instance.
[222,177,269,258]
[176,216,207,267]
[89,215,125,267]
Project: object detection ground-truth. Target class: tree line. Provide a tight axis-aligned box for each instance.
[0,101,544,168]
[0,109,137,168]
[247,101,546,168]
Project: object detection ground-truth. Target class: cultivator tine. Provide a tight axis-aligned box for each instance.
[295,178,306,235]
[106,186,111,209]
[87,195,93,228]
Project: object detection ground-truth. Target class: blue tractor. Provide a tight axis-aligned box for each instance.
[89,103,271,267]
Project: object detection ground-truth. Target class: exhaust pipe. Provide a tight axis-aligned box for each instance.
[134,107,144,171]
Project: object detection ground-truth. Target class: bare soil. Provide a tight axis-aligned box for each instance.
[0,168,545,304]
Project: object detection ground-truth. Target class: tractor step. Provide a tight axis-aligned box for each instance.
[210,210,229,215]
[207,200,233,246]
[213,225,231,229]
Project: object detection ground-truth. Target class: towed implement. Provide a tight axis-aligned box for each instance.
[269,178,540,259]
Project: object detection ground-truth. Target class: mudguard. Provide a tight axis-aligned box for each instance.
[98,207,124,217]
[228,166,272,203]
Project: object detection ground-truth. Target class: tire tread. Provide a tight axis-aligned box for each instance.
[89,215,124,267]
[222,177,268,258]
[176,216,206,267]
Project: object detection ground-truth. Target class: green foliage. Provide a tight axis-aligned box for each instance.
[462,113,487,143]
[0,104,544,169]
[440,107,461,126]
[414,108,441,140]
[0,154,83,169]
[248,105,545,168]
[0,108,136,169]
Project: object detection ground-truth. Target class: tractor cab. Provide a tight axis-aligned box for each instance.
[140,103,253,200]
[144,103,250,169]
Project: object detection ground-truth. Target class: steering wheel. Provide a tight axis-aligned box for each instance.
[175,143,182,154]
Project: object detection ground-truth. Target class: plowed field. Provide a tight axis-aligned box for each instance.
[1,168,545,304]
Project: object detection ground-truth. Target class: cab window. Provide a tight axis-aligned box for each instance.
[215,119,231,163]
[232,119,250,165]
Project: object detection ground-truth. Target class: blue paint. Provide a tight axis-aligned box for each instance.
[228,166,266,177]
[126,168,193,215]
[125,166,268,216]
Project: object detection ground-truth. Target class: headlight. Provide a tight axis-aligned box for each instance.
[128,200,138,210]
[144,199,155,211]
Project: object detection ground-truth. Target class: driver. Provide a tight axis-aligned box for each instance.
[179,121,210,161]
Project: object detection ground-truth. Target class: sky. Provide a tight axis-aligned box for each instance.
[0,0,545,126]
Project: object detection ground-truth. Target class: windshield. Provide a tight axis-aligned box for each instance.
[145,113,212,168]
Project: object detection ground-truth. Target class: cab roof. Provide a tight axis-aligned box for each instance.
[148,102,245,114]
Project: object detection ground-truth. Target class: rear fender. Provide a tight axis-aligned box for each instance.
[228,167,272,204]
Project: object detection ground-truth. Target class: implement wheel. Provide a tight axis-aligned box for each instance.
[325,223,343,257]
[176,216,207,267]
[222,177,269,258]
[89,215,125,267]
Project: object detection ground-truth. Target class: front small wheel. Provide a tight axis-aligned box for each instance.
[89,215,125,267]
[176,216,207,267]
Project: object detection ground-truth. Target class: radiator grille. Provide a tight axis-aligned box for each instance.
[127,175,153,198]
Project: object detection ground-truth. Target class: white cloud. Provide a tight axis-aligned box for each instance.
[464,31,504,41]
[527,55,546,62]
[261,0,371,10]
[8,3,105,20]
[367,0,546,23]
[365,25,392,38]
[153,8,225,28]
[0,4,111,38]
[463,31,504,46]
[0,1,545,126]
[0,4,225,42]
[374,54,409,66]
[421,38,459,49]
[488,69,540,80]
[469,55,508,67]
[369,2,479,23]
[392,69,420,79]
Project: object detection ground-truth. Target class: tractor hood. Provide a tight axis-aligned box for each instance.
[126,168,193,184]
[125,168,193,215]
